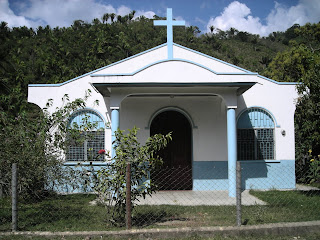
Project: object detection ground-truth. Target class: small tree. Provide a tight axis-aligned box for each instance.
[0,91,91,200]
[264,23,320,183]
[94,127,172,225]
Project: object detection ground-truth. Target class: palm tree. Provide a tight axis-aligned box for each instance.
[128,10,136,21]
[110,13,116,23]
[92,18,101,25]
[117,15,122,23]
[102,13,109,24]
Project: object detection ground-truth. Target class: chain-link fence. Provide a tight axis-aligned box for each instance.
[1,161,319,232]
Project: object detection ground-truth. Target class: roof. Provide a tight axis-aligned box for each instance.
[28,42,298,88]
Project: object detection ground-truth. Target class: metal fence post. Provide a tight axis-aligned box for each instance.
[0,170,3,199]
[126,162,132,229]
[236,161,242,226]
[12,163,18,232]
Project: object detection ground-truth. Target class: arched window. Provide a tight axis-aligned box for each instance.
[237,108,275,160]
[66,109,105,161]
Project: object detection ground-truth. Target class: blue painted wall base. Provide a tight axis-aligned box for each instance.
[52,160,295,193]
[51,164,107,193]
[193,160,295,191]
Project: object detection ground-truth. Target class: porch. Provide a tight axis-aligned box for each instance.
[135,190,266,206]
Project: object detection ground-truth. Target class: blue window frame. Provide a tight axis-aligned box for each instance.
[237,108,275,160]
[66,110,105,161]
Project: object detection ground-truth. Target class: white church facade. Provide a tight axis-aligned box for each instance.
[28,9,298,197]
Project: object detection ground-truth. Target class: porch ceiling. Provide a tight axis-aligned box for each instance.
[92,82,256,97]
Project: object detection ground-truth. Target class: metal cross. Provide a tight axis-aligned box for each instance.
[154,8,185,59]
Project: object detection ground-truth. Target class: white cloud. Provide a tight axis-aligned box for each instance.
[134,10,156,19]
[0,0,34,28]
[116,5,131,16]
[207,0,320,36]
[207,1,263,34]
[0,0,156,28]
[19,0,115,28]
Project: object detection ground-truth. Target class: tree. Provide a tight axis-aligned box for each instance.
[93,127,172,225]
[264,22,320,184]
[0,92,90,200]
[264,44,315,83]
[110,13,116,23]
[128,10,136,22]
[102,13,109,24]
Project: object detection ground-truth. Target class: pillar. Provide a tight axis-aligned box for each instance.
[227,108,237,197]
[111,107,120,158]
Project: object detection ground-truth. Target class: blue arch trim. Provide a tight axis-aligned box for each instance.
[237,106,280,128]
[90,58,258,77]
[257,75,299,85]
[68,108,108,129]
[146,106,197,129]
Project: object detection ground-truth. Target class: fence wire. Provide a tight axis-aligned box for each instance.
[0,161,319,231]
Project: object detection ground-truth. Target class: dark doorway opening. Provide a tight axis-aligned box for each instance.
[150,110,192,190]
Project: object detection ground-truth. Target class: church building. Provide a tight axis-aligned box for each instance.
[28,9,298,197]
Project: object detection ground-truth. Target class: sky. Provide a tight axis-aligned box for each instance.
[1,0,320,36]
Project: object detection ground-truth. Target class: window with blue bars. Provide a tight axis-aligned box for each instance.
[66,110,105,161]
[237,108,275,160]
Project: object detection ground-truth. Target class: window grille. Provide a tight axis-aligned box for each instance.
[66,110,105,161]
[237,108,275,160]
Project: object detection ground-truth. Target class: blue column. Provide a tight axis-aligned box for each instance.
[111,107,120,158]
[227,108,237,197]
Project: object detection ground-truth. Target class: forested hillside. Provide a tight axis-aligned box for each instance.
[0,11,319,186]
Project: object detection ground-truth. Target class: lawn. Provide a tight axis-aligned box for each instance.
[245,189,320,224]
[2,234,320,240]
[0,189,319,232]
[0,194,115,232]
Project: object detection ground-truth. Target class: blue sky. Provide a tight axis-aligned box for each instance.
[1,0,319,36]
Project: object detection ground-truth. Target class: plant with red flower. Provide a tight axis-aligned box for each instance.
[98,149,106,154]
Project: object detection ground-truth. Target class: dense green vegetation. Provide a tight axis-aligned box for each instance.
[264,23,320,181]
[0,11,319,199]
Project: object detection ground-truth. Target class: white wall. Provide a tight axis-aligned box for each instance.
[237,79,298,160]
[28,75,112,157]
[120,96,228,162]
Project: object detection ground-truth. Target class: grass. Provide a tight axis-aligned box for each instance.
[2,234,320,240]
[246,189,320,224]
[0,194,118,232]
[132,204,237,228]
[0,189,320,232]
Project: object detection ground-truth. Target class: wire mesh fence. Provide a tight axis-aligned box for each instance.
[0,161,319,232]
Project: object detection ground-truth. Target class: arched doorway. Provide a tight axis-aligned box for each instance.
[150,110,192,190]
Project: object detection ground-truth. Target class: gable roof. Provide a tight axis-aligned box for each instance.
[28,42,297,87]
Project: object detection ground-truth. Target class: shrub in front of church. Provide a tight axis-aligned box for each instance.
[0,91,90,200]
[93,126,172,225]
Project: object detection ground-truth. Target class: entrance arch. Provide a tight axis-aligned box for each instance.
[150,110,192,190]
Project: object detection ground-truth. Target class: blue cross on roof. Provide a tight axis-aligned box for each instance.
[154,8,185,59]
